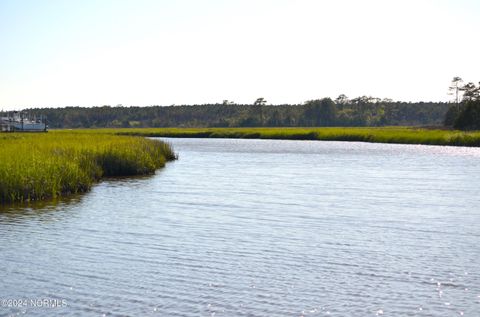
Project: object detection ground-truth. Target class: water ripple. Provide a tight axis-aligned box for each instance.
[1,138,479,316]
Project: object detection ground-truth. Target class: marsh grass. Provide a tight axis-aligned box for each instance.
[0,132,176,204]
[114,127,480,147]
[3,127,475,203]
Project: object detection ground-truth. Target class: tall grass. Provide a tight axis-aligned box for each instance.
[0,132,176,204]
[114,127,480,147]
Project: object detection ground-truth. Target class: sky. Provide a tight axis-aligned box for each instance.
[0,0,479,110]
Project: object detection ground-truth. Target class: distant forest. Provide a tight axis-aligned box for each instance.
[6,96,452,129]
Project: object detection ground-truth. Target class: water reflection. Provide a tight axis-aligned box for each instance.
[0,195,84,221]
[0,174,159,221]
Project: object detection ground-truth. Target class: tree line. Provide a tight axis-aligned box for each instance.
[2,96,452,129]
[444,77,480,130]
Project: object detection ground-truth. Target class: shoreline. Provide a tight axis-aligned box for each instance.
[114,127,480,147]
[0,132,176,204]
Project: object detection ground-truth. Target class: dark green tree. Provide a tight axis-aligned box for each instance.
[253,97,267,106]
[304,98,337,126]
[461,82,479,101]
[444,106,461,127]
[335,94,349,105]
[252,97,267,126]
[454,100,480,130]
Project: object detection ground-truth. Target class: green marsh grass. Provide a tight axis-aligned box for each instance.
[114,127,480,147]
[0,131,176,204]
[3,127,476,203]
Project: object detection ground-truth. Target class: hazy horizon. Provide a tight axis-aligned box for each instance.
[1,0,479,110]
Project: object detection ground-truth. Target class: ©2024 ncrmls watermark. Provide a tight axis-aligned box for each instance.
[1,298,67,309]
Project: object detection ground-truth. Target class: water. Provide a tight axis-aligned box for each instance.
[1,138,480,316]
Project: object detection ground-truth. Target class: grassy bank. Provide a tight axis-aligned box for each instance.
[114,127,480,147]
[0,132,176,204]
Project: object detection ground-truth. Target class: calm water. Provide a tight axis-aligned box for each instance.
[1,138,480,316]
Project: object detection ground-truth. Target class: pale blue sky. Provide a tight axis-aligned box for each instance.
[1,0,479,109]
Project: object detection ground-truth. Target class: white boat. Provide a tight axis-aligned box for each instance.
[1,112,48,132]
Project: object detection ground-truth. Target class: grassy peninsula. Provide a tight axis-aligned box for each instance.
[115,127,480,147]
[0,131,176,204]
